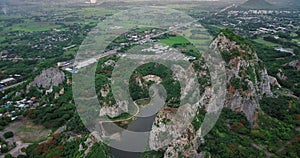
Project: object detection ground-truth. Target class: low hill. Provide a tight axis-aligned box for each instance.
[269,0,300,8]
[240,0,273,9]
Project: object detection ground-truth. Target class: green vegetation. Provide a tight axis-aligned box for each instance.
[260,96,300,126]
[0,2,299,158]
[142,150,165,158]
[160,36,190,46]
[220,49,243,64]
[198,108,264,158]
[253,37,279,47]
[191,107,206,131]
[15,120,51,143]
[27,103,74,129]
[86,142,111,158]
[158,34,202,58]
[3,131,14,139]
[221,51,231,63]
[250,112,294,153]
[246,66,256,83]
[221,29,252,47]
[24,133,111,158]
[107,113,132,121]
[129,62,181,108]
[253,42,300,96]
[230,77,242,89]
[4,154,13,158]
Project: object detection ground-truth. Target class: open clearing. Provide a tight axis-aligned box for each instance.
[160,36,190,46]
[0,117,51,143]
[254,38,280,47]
[0,118,51,157]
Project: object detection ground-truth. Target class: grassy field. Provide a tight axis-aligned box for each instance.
[292,38,300,44]
[8,120,51,143]
[160,36,190,46]
[0,36,5,42]
[254,38,279,47]
[14,120,51,143]
[5,22,60,32]
[64,47,79,56]
[0,119,51,144]
[135,98,150,106]
[77,7,116,17]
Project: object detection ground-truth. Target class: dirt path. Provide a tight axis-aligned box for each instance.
[251,143,274,158]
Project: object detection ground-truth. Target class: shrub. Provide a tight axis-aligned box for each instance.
[3,131,14,139]
[4,154,13,158]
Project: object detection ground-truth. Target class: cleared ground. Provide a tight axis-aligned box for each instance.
[0,118,51,157]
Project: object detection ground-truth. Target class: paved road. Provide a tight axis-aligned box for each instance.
[74,50,118,69]
[74,21,196,69]
[0,81,26,91]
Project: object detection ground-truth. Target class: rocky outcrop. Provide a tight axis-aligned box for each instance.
[81,131,102,156]
[148,31,273,158]
[145,31,277,158]
[284,60,300,70]
[27,68,65,90]
[99,100,129,118]
[277,69,288,80]
[261,68,273,96]
[149,83,213,157]
[210,32,272,123]
[268,75,281,88]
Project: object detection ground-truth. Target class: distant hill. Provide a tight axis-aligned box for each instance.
[269,0,300,9]
[240,0,273,9]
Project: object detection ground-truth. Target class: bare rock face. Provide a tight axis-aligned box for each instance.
[149,87,213,157]
[268,75,281,88]
[27,68,65,90]
[277,69,288,80]
[284,60,300,70]
[99,100,129,118]
[163,124,197,158]
[147,31,275,158]
[210,32,272,123]
[261,68,273,96]
[82,131,102,156]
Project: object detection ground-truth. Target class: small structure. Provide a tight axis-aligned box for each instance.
[18,104,25,108]
[11,116,18,121]
[104,60,116,67]
[0,78,15,85]
[0,50,9,58]
[57,62,70,67]
[63,45,76,51]
[4,105,10,110]
[274,47,294,56]
[64,68,78,73]
[27,100,34,105]
[143,75,162,83]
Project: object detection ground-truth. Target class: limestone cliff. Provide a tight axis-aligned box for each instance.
[147,31,275,158]
[210,30,273,123]
[27,67,65,90]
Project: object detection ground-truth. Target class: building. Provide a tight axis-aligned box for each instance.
[63,45,76,51]
[57,62,70,67]
[0,78,15,85]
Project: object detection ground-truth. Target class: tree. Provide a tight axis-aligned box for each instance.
[4,154,13,158]
[3,131,14,139]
